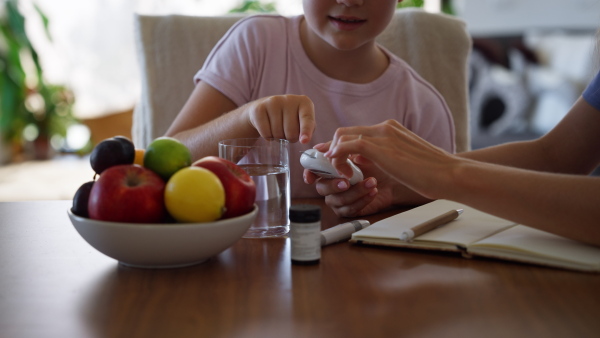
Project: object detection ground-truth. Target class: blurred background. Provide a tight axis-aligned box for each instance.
[0,0,599,200]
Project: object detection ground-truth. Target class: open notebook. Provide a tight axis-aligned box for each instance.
[350,200,600,272]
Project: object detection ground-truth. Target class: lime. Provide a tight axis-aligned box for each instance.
[144,137,192,180]
[165,167,225,222]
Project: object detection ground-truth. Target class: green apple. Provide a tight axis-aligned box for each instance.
[143,137,192,180]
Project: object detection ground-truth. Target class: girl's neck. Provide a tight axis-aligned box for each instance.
[300,18,389,84]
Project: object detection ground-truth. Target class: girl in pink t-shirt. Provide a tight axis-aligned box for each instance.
[166,1,455,199]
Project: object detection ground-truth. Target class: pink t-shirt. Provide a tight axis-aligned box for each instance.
[195,15,455,198]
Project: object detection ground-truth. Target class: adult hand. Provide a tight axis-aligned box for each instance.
[245,95,315,144]
[325,120,459,201]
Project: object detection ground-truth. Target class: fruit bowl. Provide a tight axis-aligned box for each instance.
[67,205,257,268]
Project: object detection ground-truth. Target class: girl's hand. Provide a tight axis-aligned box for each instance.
[245,95,315,144]
[304,142,425,217]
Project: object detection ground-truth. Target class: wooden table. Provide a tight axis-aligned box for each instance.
[1,200,599,338]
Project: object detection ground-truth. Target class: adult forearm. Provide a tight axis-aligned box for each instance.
[444,161,600,247]
[460,98,600,175]
[458,140,555,171]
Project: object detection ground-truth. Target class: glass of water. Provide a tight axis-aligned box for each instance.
[218,138,290,238]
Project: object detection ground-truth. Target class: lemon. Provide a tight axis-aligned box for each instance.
[144,137,192,180]
[165,167,225,222]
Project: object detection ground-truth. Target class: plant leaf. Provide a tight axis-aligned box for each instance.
[33,3,52,41]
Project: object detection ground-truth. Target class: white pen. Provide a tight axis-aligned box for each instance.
[321,220,370,246]
[399,209,464,242]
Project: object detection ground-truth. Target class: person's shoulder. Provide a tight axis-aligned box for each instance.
[230,14,292,34]
[223,14,298,53]
[583,70,600,110]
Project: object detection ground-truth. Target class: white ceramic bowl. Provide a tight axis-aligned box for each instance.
[67,205,257,268]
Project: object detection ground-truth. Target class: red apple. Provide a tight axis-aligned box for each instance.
[88,164,166,223]
[193,156,256,218]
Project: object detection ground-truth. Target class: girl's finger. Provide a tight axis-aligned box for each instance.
[298,99,315,144]
[250,108,273,139]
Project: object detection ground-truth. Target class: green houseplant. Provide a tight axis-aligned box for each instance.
[0,0,75,162]
[229,0,276,13]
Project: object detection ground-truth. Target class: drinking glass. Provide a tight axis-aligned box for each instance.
[218,138,290,238]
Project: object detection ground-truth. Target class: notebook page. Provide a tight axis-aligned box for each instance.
[468,225,600,268]
[353,200,517,247]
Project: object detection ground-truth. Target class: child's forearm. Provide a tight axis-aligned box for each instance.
[167,105,258,161]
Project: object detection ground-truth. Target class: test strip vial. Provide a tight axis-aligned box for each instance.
[289,204,321,265]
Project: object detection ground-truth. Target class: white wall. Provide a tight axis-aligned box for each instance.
[24,0,303,119]
[454,0,600,37]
